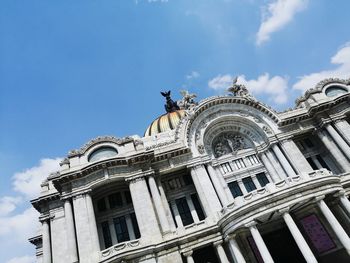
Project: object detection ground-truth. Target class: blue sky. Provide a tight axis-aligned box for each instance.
[1,0,350,262]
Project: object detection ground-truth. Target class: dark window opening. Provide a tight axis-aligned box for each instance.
[109,193,123,208]
[228,181,243,198]
[183,174,193,185]
[101,221,112,248]
[176,197,194,226]
[191,194,205,221]
[124,191,132,204]
[243,177,256,193]
[307,157,318,170]
[316,155,330,171]
[113,216,130,242]
[130,213,141,239]
[256,173,269,187]
[304,138,314,148]
[97,198,107,212]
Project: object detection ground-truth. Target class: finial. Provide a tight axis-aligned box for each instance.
[160,90,180,113]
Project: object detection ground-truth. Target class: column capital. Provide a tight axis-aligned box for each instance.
[245,221,257,228]
[314,195,325,203]
[183,250,193,257]
[226,232,239,242]
[213,240,223,247]
[125,169,155,184]
[39,214,54,223]
[277,206,290,215]
[333,190,347,198]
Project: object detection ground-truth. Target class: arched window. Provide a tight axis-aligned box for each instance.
[88,147,118,162]
[325,85,348,97]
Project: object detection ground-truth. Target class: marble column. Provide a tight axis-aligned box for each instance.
[280,140,313,174]
[190,165,222,218]
[247,222,274,263]
[170,200,183,228]
[318,199,350,255]
[213,240,230,263]
[42,219,52,263]
[64,199,78,263]
[183,250,194,263]
[259,152,280,182]
[206,164,230,206]
[86,193,100,256]
[129,176,162,241]
[282,211,317,263]
[317,130,350,172]
[157,178,176,231]
[340,195,350,217]
[228,235,246,263]
[187,195,200,223]
[148,175,171,233]
[334,119,350,145]
[266,149,288,179]
[272,144,296,177]
[325,124,350,160]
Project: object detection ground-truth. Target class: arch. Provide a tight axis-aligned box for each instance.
[88,146,118,163]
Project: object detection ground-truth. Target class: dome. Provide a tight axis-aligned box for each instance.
[145,110,185,136]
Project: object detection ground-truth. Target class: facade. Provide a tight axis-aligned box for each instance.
[30,78,350,263]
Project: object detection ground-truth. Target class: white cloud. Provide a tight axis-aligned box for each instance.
[186,71,200,80]
[293,43,350,91]
[12,158,62,199]
[6,255,36,263]
[0,196,22,216]
[256,0,308,45]
[208,73,289,104]
[0,207,39,240]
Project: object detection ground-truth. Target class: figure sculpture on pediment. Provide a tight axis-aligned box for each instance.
[212,132,250,158]
[178,90,198,110]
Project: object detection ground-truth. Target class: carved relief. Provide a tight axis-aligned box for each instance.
[212,132,250,157]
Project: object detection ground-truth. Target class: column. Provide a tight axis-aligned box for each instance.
[272,144,296,177]
[213,240,230,263]
[207,164,230,206]
[339,195,350,216]
[64,199,78,263]
[228,235,246,263]
[325,124,350,159]
[157,178,176,231]
[311,156,323,169]
[317,199,350,255]
[170,200,183,227]
[247,222,274,263]
[334,119,350,145]
[42,219,52,263]
[129,176,162,241]
[266,149,288,179]
[125,214,136,240]
[238,180,248,195]
[280,140,313,174]
[252,176,260,188]
[281,211,317,263]
[148,175,171,233]
[186,195,200,223]
[86,193,100,258]
[317,130,350,172]
[190,165,222,218]
[183,250,194,263]
[259,152,280,182]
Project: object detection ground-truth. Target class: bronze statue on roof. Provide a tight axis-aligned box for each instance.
[161,91,180,113]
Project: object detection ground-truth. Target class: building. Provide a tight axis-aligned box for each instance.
[30,78,350,263]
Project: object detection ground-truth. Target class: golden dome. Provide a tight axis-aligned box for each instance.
[145,110,185,136]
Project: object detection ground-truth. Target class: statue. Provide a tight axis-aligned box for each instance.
[178,90,197,110]
[227,76,256,101]
[161,91,180,113]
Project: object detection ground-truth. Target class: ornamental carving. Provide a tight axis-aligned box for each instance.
[212,132,249,157]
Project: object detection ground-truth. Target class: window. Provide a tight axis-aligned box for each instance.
[176,197,194,226]
[101,221,112,248]
[109,193,123,208]
[307,157,318,170]
[325,85,348,97]
[113,216,130,242]
[316,155,330,170]
[256,173,269,187]
[304,138,314,148]
[228,181,243,198]
[243,177,256,192]
[97,198,107,212]
[88,147,118,162]
[183,174,193,185]
[191,194,205,221]
[130,213,141,239]
[124,191,132,204]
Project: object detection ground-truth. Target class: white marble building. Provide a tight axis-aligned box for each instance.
[30,78,350,263]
